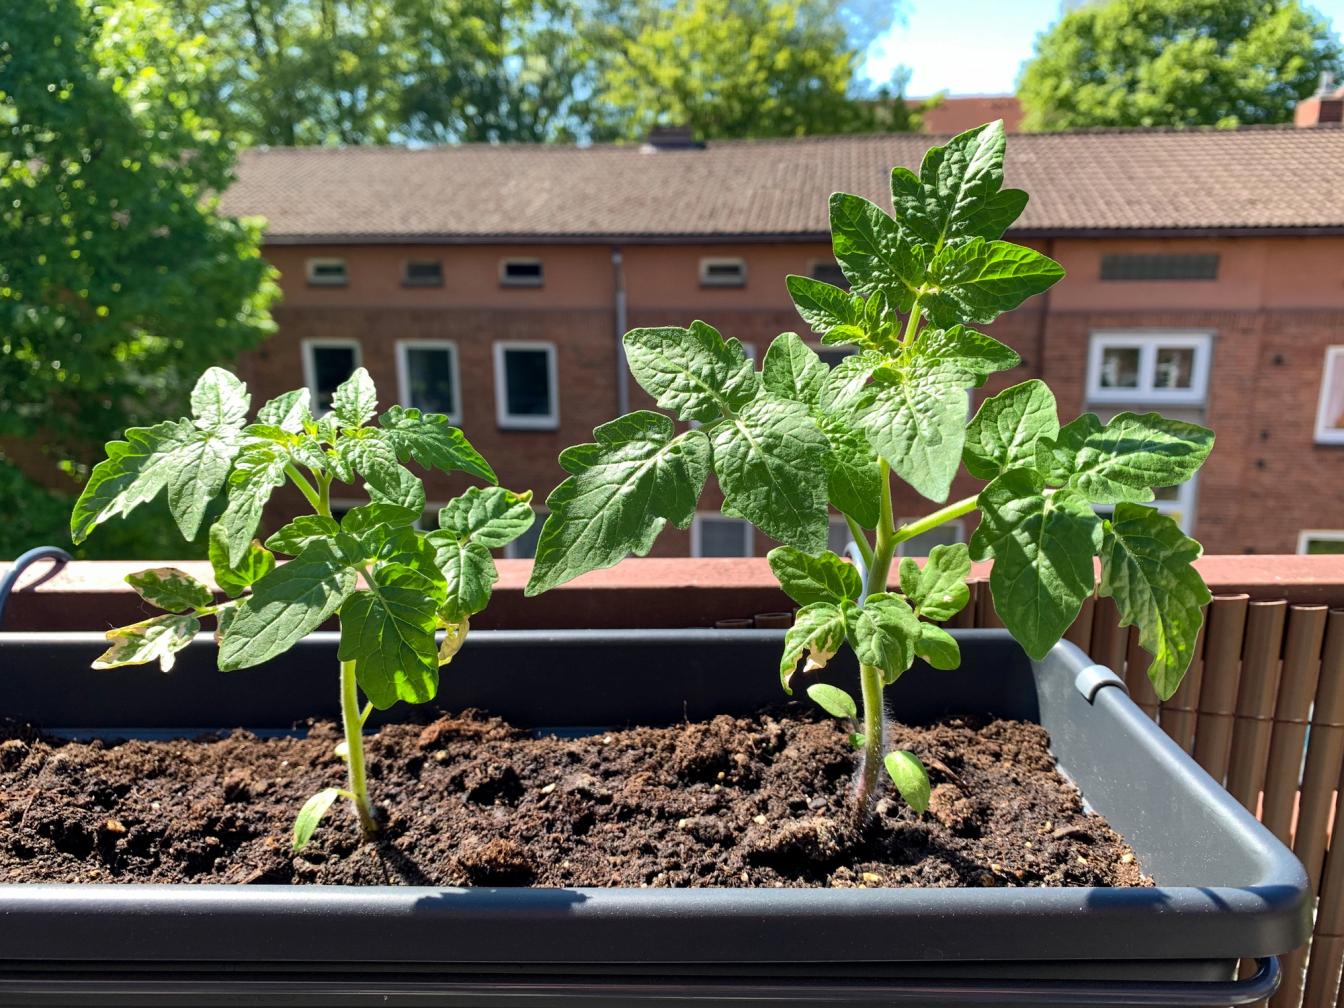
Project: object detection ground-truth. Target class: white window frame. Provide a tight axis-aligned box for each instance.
[305,257,348,286]
[493,341,559,430]
[1314,346,1344,445]
[894,519,967,558]
[1093,477,1199,535]
[499,257,544,288]
[1298,530,1344,554]
[699,257,747,288]
[1086,331,1212,406]
[396,339,462,424]
[690,513,754,558]
[301,338,361,415]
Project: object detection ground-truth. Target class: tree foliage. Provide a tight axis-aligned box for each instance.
[0,0,278,558]
[1019,0,1343,130]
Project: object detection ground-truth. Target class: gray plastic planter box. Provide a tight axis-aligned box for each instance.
[0,629,1311,1007]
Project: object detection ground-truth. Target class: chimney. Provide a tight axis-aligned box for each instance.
[641,125,702,152]
[1295,71,1344,127]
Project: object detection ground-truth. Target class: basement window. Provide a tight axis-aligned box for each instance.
[1087,332,1212,405]
[403,259,444,287]
[699,257,747,288]
[494,341,558,429]
[1314,346,1344,444]
[691,514,753,557]
[500,258,544,287]
[1100,253,1219,281]
[306,258,348,287]
[396,340,460,422]
[302,339,360,414]
[1299,531,1344,555]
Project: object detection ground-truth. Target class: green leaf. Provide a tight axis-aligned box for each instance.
[916,624,961,670]
[266,515,340,556]
[762,332,826,406]
[1068,413,1214,504]
[806,683,857,720]
[256,389,312,433]
[217,442,289,566]
[885,750,931,813]
[915,326,1020,386]
[768,546,862,607]
[125,567,213,613]
[829,192,923,303]
[428,536,498,623]
[711,397,830,552]
[1099,504,1211,701]
[779,602,849,692]
[855,366,966,503]
[292,788,341,852]
[785,275,863,335]
[339,563,444,709]
[850,593,920,684]
[964,189,1029,241]
[898,543,972,621]
[821,352,881,415]
[526,412,711,595]
[1036,413,1104,485]
[340,503,419,536]
[438,486,535,548]
[815,411,882,529]
[71,420,198,544]
[338,435,425,511]
[922,120,1007,244]
[622,321,758,422]
[208,525,275,598]
[218,538,360,671]
[190,367,250,431]
[963,380,1060,481]
[970,470,1102,660]
[93,613,200,674]
[378,405,496,483]
[923,239,1064,328]
[331,367,377,429]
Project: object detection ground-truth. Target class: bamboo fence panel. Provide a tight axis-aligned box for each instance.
[1227,601,1289,811]
[1159,612,1208,754]
[1194,594,1252,783]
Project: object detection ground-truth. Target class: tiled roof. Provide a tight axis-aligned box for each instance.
[915,95,1023,135]
[219,125,1344,242]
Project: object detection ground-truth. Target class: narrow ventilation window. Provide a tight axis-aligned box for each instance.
[1100,253,1219,281]
[403,260,443,287]
[306,258,348,286]
[500,258,544,287]
[699,257,747,288]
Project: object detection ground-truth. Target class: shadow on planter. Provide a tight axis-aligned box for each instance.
[0,629,1311,1007]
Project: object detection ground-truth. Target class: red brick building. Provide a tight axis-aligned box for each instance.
[219,116,1344,559]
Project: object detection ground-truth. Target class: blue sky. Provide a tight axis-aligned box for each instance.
[865,0,1344,97]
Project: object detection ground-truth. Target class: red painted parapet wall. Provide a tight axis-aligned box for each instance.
[2,556,1343,632]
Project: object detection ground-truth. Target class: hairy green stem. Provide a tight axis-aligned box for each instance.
[339,657,378,838]
[843,514,874,568]
[855,663,887,816]
[891,495,979,547]
[286,464,322,512]
[900,300,922,347]
[866,459,898,595]
[316,472,332,518]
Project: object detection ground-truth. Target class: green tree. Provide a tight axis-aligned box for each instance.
[0,0,278,559]
[596,0,917,140]
[1019,0,1343,131]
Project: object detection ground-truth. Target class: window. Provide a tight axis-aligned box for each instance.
[305,258,348,286]
[810,260,848,288]
[691,514,753,557]
[403,259,443,287]
[302,339,360,414]
[494,342,558,429]
[500,258,543,287]
[396,340,460,422]
[1314,346,1344,444]
[1086,332,1212,405]
[895,520,965,557]
[1299,531,1344,555]
[504,511,545,559]
[1100,253,1219,282]
[699,257,747,288]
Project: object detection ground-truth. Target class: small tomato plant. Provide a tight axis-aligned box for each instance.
[525,121,1213,817]
[71,367,533,849]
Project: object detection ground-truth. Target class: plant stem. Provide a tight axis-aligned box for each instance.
[286,464,322,512]
[316,472,332,518]
[843,514,874,568]
[339,657,378,838]
[855,663,887,816]
[866,460,898,596]
[891,495,979,548]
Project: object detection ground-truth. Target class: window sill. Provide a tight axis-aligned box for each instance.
[1314,430,1344,445]
[401,280,444,289]
[306,281,348,289]
[499,280,544,289]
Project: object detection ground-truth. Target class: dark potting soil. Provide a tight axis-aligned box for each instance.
[0,710,1148,888]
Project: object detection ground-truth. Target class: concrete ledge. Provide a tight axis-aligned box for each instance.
[2,556,1343,632]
